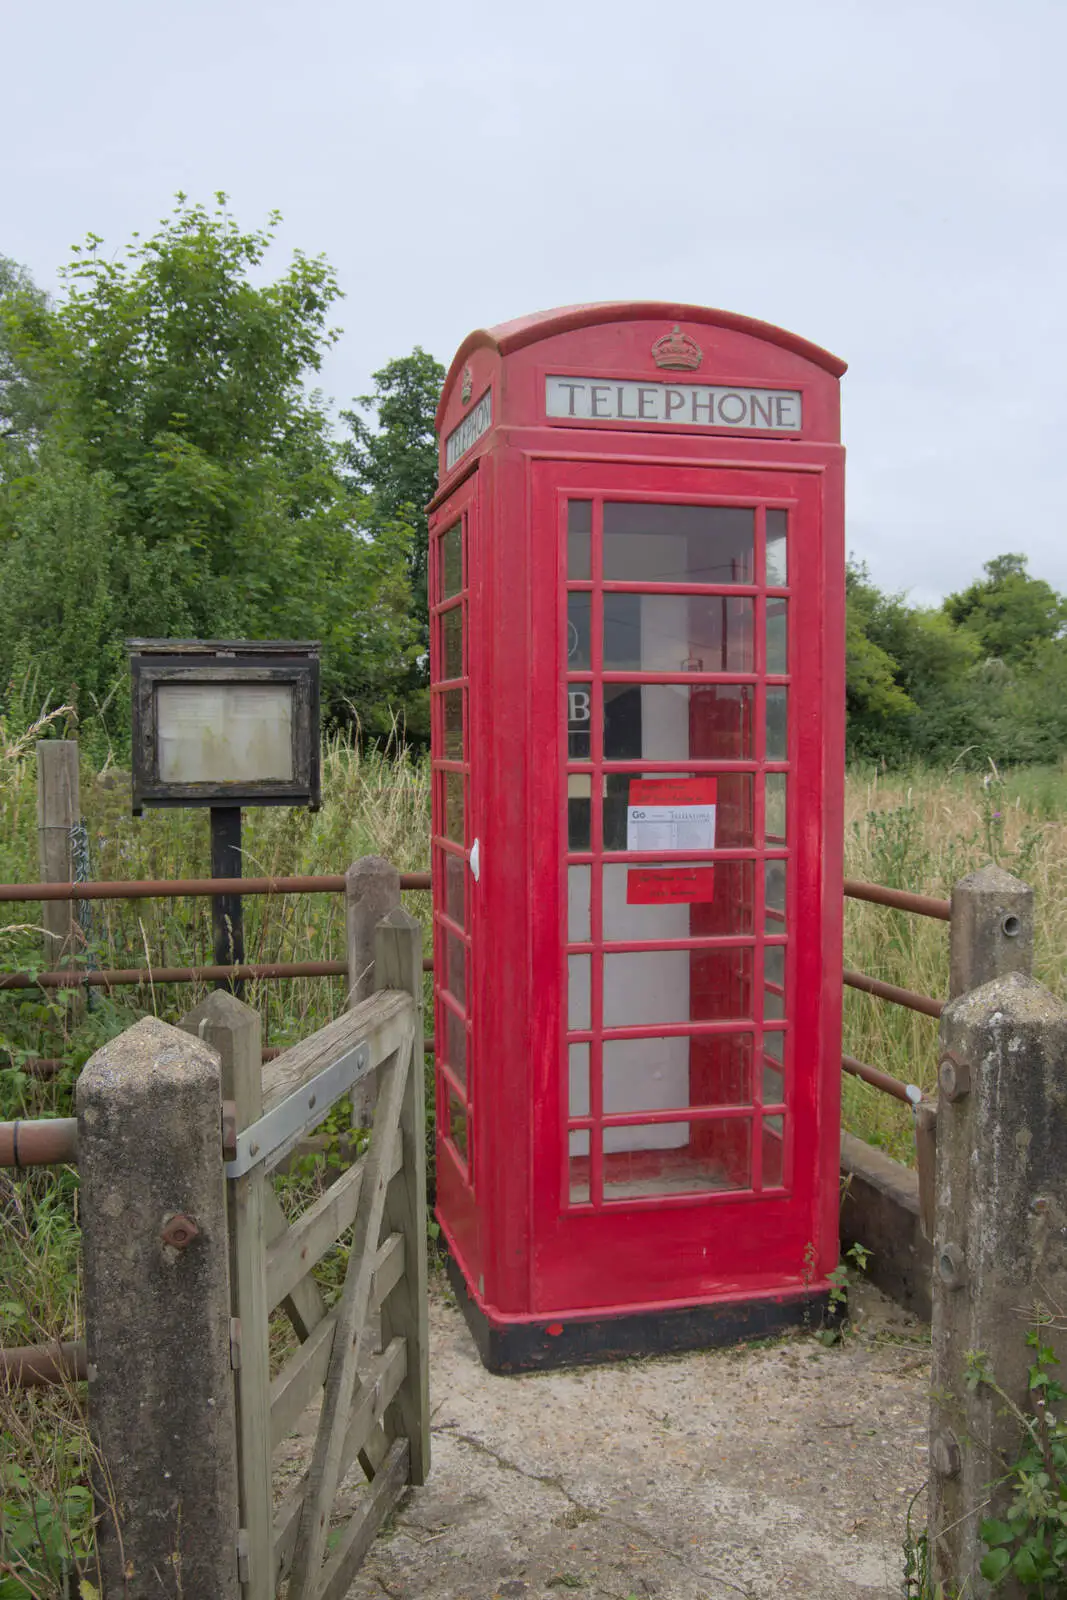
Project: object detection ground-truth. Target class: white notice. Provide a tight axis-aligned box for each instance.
[627,803,717,852]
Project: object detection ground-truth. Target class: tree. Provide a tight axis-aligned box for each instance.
[341,347,444,643]
[943,554,1067,665]
[0,256,50,474]
[0,198,420,737]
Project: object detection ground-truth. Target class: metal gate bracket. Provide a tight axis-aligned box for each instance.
[225,1040,372,1178]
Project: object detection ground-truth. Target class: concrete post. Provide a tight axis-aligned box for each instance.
[345,856,400,1123]
[929,972,1067,1596]
[949,863,1034,999]
[36,740,80,971]
[78,1016,240,1598]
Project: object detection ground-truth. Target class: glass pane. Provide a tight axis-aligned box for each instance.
[568,865,590,942]
[568,500,592,579]
[442,605,463,680]
[569,1132,590,1204]
[441,522,463,598]
[764,859,787,932]
[766,773,787,844]
[604,1033,752,1113]
[762,1117,784,1186]
[443,926,466,1008]
[568,954,591,1029]
[765,687,788,762]
[604,593,754,673]
[444,1003,467,1091]
[567,683,592,758]
[447,1091,469,1162]
[603,1120,751,1197]
[444,771,464,844]
[442,688,463,759]
[603,683,753,761]
[567,592,591,670]
[762,1058,784,1105]
[569,1043,590,1118]
[764,944,786,1019]
[603,948,753,1026]
[603,504,754,584]
[603,771,753,851]
[766,509,787,586]
[568,773,591,851]
[766,598,788,674]
[764,1028,784,1061]
[440,848,465,929]
[603,859,754,938]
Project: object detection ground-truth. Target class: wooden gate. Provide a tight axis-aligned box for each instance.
[185,906,429,1599]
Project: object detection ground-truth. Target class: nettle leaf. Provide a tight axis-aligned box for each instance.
[980,1519,1016,1548]
[979,1547,1011,1582]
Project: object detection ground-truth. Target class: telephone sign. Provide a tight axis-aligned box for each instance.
[428,302,846,1370]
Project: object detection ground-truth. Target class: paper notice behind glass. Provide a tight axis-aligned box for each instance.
[626,777,717,852]
[157,684,294,784]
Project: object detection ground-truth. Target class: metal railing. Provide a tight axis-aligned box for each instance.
[841,877,949,1102]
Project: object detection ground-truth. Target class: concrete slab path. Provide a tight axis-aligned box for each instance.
[342,1275,930,1600]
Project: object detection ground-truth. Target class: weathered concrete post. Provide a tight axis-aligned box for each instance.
[929,868,1067,1596]
[36,739,80,974]
[346,856,400,1122]
[78,1016,240,1598]
[374,905,430,1484]
[948,862,1034,999]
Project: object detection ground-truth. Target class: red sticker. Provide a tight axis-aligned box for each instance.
[628,777,717,806]
[627,866,716,905]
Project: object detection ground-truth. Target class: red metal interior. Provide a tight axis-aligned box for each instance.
[428,304,845,1336]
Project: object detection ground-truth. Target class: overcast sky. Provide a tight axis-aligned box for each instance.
[4,0,1063,605]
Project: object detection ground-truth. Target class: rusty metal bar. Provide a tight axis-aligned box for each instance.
[842,1054,918,1104]
[843,967,944,1019]
[843,878,951,922]
[0,959,349,991]
[0,869,431,902]
[0,1339,87,1387]
[0,1117,78,1167]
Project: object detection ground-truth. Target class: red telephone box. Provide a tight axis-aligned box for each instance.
[428,303,846,1370]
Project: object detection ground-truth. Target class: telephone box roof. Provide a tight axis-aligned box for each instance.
[436,301,847,432]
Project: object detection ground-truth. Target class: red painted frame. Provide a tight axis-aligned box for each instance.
[429,304,845,1332]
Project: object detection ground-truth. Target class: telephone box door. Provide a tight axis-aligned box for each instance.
[531,458,841,1314]
[429,472,482,1274]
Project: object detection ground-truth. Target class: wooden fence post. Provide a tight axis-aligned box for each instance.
[346,857,400,1123]
[374,905,430,1484]
[180,990,272,1600]
[36,739,80,973]
[929,866,1067,1596]
[77,1016,240,1598]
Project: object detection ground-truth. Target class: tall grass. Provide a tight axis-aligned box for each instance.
[842,761,1067,1160]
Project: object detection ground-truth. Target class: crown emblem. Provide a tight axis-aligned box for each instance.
[461,365,473,405]
[652,325,703,371]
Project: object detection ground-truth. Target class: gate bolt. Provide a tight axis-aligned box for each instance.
[161,1213,200,1250]
[938,1054,971,1102]
[931,1430,962,1478]
[937,1241,967,1290]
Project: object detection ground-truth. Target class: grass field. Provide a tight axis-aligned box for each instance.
[3,732,1066,1592]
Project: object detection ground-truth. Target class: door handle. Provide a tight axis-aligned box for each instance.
[469,838,481,882]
